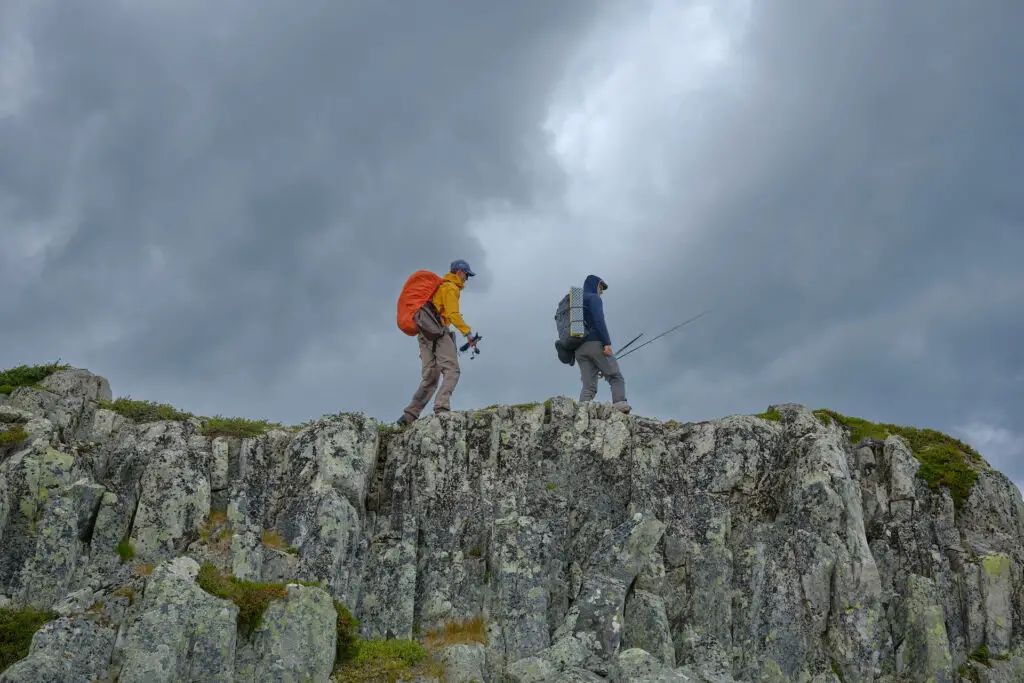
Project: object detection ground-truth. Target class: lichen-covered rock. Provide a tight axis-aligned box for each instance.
[503,656,557,683]
[39,368,112,403]
[894,574,955,682]
[3,368,1024,682]
[436,643,487,682]
[356,512,417,639]
[0,444,80,596]
[128,424,212,563]
[233,583,336,683]
[612,648,701,682]
[0,406,35,424]
[623,589,675,667]
[980,552,1014,657]
[0,615,116,682]
[974,656,1024,683]
[117,557,239,683]
[17,478,104,609]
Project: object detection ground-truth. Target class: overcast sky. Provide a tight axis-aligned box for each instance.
[2,1,1022,489]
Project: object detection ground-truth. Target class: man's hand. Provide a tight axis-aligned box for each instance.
[603,345,613,357]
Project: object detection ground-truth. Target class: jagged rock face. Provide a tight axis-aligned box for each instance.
[2,368,1024,682]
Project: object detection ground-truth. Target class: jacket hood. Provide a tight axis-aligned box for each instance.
[443,272,465,289]
[583,274,605,294]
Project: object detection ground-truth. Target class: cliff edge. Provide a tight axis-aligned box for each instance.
[1,365,1023,682]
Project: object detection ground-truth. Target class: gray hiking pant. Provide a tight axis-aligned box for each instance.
[575,341,626,404]
[403,329,461,419]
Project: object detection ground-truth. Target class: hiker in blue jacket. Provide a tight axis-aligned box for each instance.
[576,274,630,413]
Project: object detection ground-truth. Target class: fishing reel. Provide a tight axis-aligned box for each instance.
[459,333,483,359]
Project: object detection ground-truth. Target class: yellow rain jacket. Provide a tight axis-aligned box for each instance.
[432,273,471,337]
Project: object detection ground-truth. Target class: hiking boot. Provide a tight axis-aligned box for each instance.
[397,413,415,427]
[434,407,450,415]
[613,401,632,414]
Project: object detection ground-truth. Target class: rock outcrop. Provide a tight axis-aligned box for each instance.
[2,367,1024,682]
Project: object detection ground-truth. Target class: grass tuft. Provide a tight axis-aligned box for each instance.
[333,638,443,683]
[0,362,68,396]
[112,585,137,605]
[200,415,280,439]
[755,409,783,422]
[969,644,990,666]
[0,606,57,670]
[422,615,487,651]
[814,409,981,508]
[99,397,193,423]
[0,427,28,447]
[260,529,300,556]
[199,512,233,553]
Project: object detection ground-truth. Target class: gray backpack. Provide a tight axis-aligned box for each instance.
[554,287,586,365]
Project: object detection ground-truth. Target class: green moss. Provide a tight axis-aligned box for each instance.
[112,585,137,605]
[545,482,556,491]
[196,563,291,639]
[0,427,28,447]
[99,397,193,423]
[969,644,991,665]
[200,415,280,439]
[0,362,68,396]
[755,409,782,422]
[377,423,403,436]
[333,638,443,683]
[334,601,360,668]
[0,606,57,670]
[959,663,980,682]
[116,538,136,563]
[813,409,981,508]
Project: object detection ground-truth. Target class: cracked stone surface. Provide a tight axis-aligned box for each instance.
[2,370,1024,681]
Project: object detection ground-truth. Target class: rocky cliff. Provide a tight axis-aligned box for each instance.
[1,366,1024,682]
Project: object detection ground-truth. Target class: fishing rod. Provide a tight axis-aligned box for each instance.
[616,310,710,360]
[616,332,644,356]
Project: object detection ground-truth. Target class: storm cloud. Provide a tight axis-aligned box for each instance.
[2,1,1022,486]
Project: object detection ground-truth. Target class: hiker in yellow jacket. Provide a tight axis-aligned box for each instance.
[399,259,477,425]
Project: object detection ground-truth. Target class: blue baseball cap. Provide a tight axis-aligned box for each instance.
[450,259,476,277]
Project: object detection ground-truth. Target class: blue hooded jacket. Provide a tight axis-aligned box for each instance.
[582,274,612,348]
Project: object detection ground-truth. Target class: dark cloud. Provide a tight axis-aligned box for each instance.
[2,1,1023,487]
[613,0,1024,481]
[1,0,595,383]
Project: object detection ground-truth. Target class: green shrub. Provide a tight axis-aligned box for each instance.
[99,397,193,423]
[334,601,360,667]
[200,415,280,439]
[0,606,56,670]
[755,409,782,422]
[814,409,981,508]
[196,563,291,638]
[969,644,990,665]
[116,538,136,563]
[0,362,68,395]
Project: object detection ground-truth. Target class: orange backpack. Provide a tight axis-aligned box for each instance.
[397,270,446,338]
